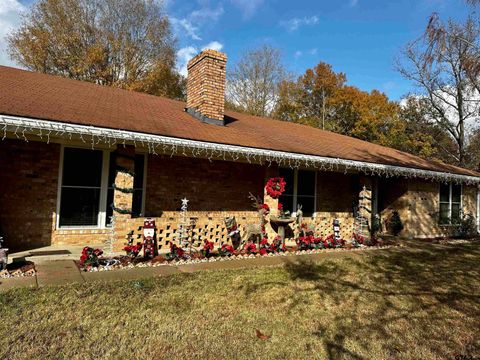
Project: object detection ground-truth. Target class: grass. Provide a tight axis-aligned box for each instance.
[1,242,479,359]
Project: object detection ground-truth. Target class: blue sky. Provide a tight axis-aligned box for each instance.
[0,0,474,100]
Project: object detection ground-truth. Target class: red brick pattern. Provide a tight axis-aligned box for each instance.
[0,139,59,251]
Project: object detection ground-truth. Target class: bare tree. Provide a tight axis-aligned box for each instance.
[397,18,480,166]
[8,0,185,99]
[226,45,286,117]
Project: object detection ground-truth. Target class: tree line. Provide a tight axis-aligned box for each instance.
[7,0,480,170]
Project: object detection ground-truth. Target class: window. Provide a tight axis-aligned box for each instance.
[279,168,316,216]
[439,183,462,225]
[59,148,103,227]
[58,147,146,228]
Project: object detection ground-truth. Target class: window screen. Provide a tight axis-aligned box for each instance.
[59,148,103,226]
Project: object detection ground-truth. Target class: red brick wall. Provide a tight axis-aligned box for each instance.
[0,139,59,251]
[145,155,265,214]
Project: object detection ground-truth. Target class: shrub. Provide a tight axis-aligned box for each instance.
[387,211,404,236]
[457,212,477,238]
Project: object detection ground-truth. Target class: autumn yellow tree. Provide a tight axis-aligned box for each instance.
[8,0,185,99]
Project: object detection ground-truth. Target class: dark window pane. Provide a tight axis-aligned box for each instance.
[297,196,315,217]
[451,203,461,224]
[107,152,117,188]
[279,194,294,213]
[297,170,315,196]
[439,203,450,224]
[133,155,145,189]
[279,168,294,196]
[132,189,143,217]
[62,148,103,187]
[439,184,450,202]
[452,184,461,203]
[59,188,100,226]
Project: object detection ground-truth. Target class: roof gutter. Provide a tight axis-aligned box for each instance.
[1,115,479,185]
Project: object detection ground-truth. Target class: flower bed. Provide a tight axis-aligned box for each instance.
[76,239,397,273]
[0,261,36,279]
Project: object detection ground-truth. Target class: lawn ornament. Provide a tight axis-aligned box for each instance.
[0,236,7,271]
[333,219,341,241]
[143,218,156,259]
[224,216,241,249]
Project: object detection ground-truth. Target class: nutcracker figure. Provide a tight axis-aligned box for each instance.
[143,218,157,259]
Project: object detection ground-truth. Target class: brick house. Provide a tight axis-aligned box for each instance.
[0,49,479,252]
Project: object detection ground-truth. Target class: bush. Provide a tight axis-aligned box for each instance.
[387,211,404,236]
[457,212,477,238]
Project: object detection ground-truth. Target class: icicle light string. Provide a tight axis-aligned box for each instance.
[1,115,479,185]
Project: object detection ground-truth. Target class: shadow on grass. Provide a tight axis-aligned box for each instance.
[280,242,480,359]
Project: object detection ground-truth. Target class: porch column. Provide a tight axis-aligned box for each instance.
[111,146,135,251]
[356,176,373,237]
[263,164,279,240]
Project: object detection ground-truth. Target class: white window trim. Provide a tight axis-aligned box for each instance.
[56,145,147,230]
[283,168,317,217]
[439,183,462,225]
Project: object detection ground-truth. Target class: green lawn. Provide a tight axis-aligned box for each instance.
[1,242,479,359]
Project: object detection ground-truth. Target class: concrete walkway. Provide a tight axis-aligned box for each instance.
[0,247,392,293]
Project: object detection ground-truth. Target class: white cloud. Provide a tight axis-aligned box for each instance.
[191,3,224,22]
[171,17,202,41]
[177,41,224,77]
[281,15,319,32]
[294,50,302,59]
[349,0,358,6]
[0,0,26,67]
[202,41,223,52]
[171,2,224,41]
[309,48,318,55]
[230,0,264,19]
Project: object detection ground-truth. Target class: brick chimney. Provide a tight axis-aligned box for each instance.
[186,49,227,126]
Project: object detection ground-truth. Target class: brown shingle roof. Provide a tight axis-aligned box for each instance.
[0,65,477,177]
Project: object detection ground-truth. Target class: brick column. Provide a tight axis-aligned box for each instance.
[112,146,135,252]
[263,165,280,240]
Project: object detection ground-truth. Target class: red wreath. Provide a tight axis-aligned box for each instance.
[265,177,286,199]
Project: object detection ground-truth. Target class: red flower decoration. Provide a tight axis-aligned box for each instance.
[259,248,267,255]
[278,203,283,210]
[203,240,214,251]
[265,177,286,199]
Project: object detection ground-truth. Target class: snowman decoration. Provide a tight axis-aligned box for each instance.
[143,218,156,259]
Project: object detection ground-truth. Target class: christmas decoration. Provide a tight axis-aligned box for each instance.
[79,247,103,267]
[0,236,7,271]
[333,219,341,241]
[265,177,286,199]
[142,218,157,259]
[124,243,143,258]
[224,216,241,249]
[387,211,404,236]
[2,115,478,185]
[175,198,190,247]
